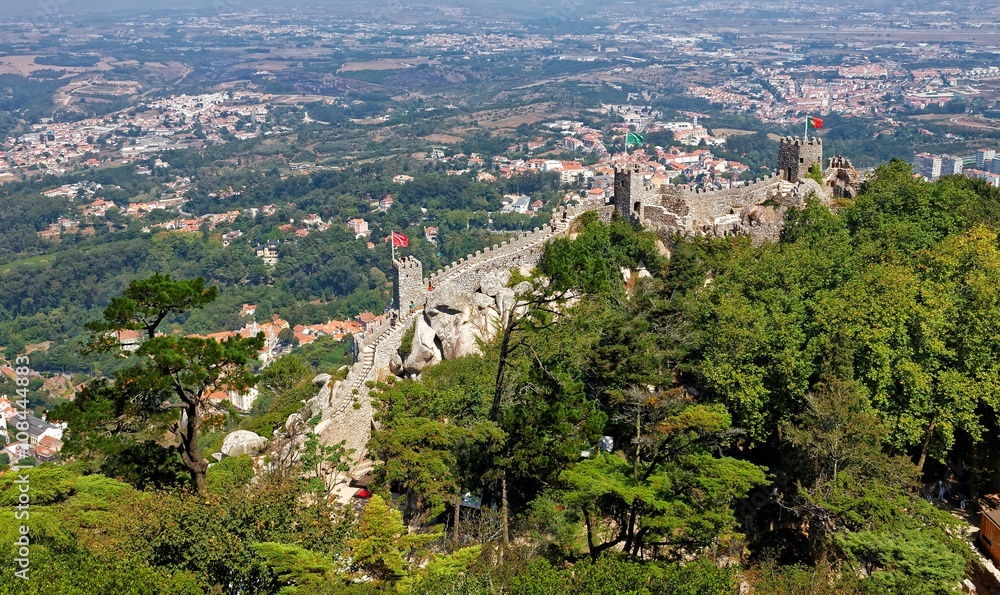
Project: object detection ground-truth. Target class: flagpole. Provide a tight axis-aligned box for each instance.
[804,117,808,141]
[390,230,395,310]
[624,113,628,162]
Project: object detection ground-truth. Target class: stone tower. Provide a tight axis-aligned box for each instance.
[613,164,659,222]
[393,256,425,312]
[777,136,823,182]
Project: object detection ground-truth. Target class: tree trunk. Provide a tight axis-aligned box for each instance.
[409,492,423,532]
[624,503,639,554]
[917,420,937,474]
[501,470,510,548]
[452,491,462,545]
[631,527,646,558]
[634,405,641,480]
[179,404,209,495]
[491,314,516,422]
[583,508,598,560]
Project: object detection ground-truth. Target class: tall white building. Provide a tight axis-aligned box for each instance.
[977,148,995,170]
[914,153,942,180]
[915,153,962,180]
[941,155,964,177]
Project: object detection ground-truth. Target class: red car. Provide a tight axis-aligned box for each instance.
[353,488,373,499]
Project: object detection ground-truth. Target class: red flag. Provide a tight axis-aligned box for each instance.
[808,117,824,129]
[390,232,409,247]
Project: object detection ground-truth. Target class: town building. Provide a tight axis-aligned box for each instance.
[501,194,532,214]
[255,241,280,266]
[914,153,942,180]
[348,218,370,238]
[118,329,143,352]
[915,153,963,180]
[977,149,995,171]
[221,230,243,246]
[228,387,260,412]
[941,155,964,177]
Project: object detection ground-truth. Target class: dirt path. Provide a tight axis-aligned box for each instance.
[928,496,1000,594]
[948,115,1000,131]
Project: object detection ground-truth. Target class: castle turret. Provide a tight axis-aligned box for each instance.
[393,256,425,312]
[613,164,658,222]
[777,136,823,182]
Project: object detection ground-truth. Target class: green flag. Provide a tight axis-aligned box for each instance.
[626,131,644,146]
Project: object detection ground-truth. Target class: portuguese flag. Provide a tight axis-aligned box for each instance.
[626,131,644,146]
[808,117,824,129]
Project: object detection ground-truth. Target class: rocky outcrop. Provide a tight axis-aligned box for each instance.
[400,267,529,375]
[823,156,862,200]
[478,269,510,297]
[404,314,442,375]
[221,430,268,457]
[424,284,477,361]
[286,412,308,437]
[389,351,404,376]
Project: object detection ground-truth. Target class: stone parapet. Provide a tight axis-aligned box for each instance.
[312,202,594,477]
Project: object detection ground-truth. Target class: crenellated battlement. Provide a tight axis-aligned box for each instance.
[306,201,595,483]
[827,155,853,169]
[779,135,823,147]
[668,171,781,197]
[425,204,589,289]
[392,255,423,271]
[611,134,834,243]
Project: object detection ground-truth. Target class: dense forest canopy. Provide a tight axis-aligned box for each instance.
[6,164,999,593]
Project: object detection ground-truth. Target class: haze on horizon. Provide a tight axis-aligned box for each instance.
[0,0,877,20]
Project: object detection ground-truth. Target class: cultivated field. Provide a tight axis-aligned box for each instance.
[0,55,117,75]
[421,134,464,144]
[339,57,433,72]
[459,102,562,131]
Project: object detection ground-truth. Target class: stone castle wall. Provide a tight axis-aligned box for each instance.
[314,311,418,474]
[309,202,594,478]
[613,165,786,239]
[312,142,843,478]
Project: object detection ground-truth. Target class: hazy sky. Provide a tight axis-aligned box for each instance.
[1,0,340,16]
[1,0,612,18]
[2,0,436,12]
